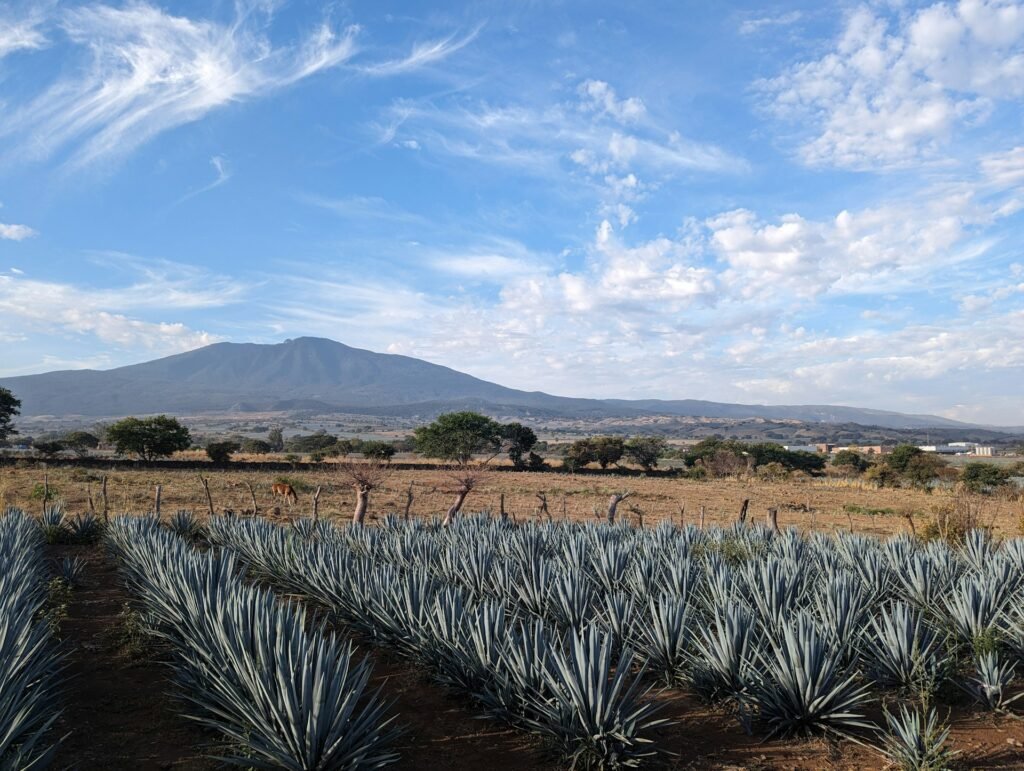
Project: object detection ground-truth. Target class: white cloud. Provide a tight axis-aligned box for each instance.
[361,25,482,76]
[0,222,37,240]
[578,80,646,123]
[739,11,802,36]
[0,11,47,58]
[759,2,1024,169]
[0,3,360,168]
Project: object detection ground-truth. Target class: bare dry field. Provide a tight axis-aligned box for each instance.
[4,461,1021,536]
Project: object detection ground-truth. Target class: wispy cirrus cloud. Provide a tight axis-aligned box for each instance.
[0,3,477,170]
[0,8,48,58]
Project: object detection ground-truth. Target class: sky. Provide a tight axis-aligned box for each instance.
[1,0,1023,425]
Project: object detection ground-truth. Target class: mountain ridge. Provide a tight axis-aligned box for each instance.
[0,336,1006,431]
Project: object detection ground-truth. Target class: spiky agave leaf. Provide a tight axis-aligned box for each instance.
[0,510,66,768]
[880,705,957,771]
[964,651,1023,712]
[751,612,874,739]
[860,602,949,696]
[689,605,758,705]
[527,625,670,769]
[633,594,691,686]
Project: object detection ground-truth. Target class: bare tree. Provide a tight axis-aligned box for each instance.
[338,460,392,525]
[536,492,550,522]
[607,491,633,524]
[441,466,487,527]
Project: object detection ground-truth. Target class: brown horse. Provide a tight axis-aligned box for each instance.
[271,482,298,504]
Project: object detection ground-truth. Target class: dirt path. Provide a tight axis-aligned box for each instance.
[363,648,553,770]
[49,543,220,770]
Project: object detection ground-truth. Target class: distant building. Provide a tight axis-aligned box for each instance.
[784,444,820,453]
[816,443,836,454]
[841,445,887,455]
[972,446,994,457]
[918,445,963,455]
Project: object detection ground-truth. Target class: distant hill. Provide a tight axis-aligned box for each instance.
[0,336,999,431]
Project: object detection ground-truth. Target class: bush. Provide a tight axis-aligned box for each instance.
[961,462,1011,494]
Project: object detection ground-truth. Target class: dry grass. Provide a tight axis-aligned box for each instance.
[3,462,1021,536]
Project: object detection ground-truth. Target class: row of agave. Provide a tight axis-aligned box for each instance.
[208,514,1024,767]
[105,515,402,770]
[0,508,65,769]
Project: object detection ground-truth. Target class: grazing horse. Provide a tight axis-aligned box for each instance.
[271,482,298,505]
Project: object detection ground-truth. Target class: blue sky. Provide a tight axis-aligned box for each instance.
[1,0,1023,424]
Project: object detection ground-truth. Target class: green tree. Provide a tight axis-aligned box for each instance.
[832,449,869,473]
[502,422,538,469]
[961,462,1011,493]
[267,427,284,452]
[360,440,396,461]
[562,440,595,471]
[0,387,20,444]
[34,440,65,459]
[624,436,667,471]
[413,412,503,465]
[63,431,100,457]
[903,453,946,488]
[206,440,240,464]
[285,432,338,453]
[886,444,924,474]
[239,438,272,454]
[590,436,625,469]
[107,416,191,460]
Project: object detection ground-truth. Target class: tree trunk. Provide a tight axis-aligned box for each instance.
[198,475,214,517]
[403,483,414,522]
[442,488,470,527]
[353,485,369,525]
[536,493,550,522]
[766,507,780,533]
[244,481,259,516]
[738,498,749,525]
[312,486,322,522]
[607,492,632,525]
[101,475,109,523]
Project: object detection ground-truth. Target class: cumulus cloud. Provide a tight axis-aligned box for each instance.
[577,80,646,123]
[758,1,1024,169]
[0,222,37,240]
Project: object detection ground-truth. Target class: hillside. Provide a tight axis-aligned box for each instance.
[0,337,995,431]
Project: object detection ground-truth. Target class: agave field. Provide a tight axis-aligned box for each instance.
[4,506,1024,769]
[0,511,65,769]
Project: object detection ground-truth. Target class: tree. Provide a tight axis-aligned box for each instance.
[624,436,667,471]
[239,438,272,454]
[360,440,396,461]
[107,416,191,461]
[413,412,503,465]
[0,387,20,444]
[832,449,868,473]
[267,427,284,452]
[63,431,100,457]
[502,422,538,469]
[961,462,1010,493]
[591,436,625,468]
[563,439,597,470]
[338,460,392,525]
[34,440,65,459]
[903,453,945,488]
[885,444,924,474]
[206,440,240,465]
[286,432,338,453]
[441,467,487,526]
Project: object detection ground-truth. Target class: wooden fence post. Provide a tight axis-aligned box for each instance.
[154,484,162,521]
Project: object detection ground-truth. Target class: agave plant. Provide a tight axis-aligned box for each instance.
[860,602,949,696]
[105,515,403,769]
[689,605,758,704]
[964,652,1023,711]
[633,594,691,686]
[880,705,957,771]
[56,555,88,588]
[527,625,669,769]
[0,510,66,768]
[751,612,874,739]
[166,510,204,540]
[67,512,103,542]
[37,504,67,543]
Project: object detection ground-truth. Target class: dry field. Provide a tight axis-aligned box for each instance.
[3,461,1021,536]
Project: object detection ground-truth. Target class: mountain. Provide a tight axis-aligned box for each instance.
[0,337,994,430]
